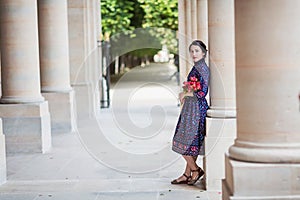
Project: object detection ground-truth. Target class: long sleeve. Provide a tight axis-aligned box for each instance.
[193,65,209,99]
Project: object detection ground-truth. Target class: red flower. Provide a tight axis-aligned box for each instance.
[182,76,201,93]
[190,76,198,82]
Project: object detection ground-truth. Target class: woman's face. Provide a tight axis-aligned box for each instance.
[189,45,205,63]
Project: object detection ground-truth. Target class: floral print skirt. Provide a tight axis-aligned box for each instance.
[172,96,205,156]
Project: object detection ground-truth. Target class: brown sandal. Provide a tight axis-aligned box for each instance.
[171,174,191,184]
[187,168,204,185]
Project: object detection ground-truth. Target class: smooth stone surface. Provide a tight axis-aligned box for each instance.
[0,102,51,154]
[223,154,300,199]
[204,117,236,191]
[42,90,76,134]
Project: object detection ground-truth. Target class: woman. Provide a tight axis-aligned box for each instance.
[171,40,209,185]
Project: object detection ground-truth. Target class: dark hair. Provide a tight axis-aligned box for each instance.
[189,40,208,58]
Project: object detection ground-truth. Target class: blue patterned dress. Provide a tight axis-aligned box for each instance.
[172,58,209,156]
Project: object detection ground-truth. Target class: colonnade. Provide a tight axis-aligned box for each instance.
[0,0,52,154]
[178,0,300,199]
[223,1,300,199]
[0,1,299,199]
[178,0,208,81]
[0,0,100,184]
[178,0,237,191]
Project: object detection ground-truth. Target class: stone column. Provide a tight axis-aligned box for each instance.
[0,54,2,97]
[223,1,300,199]
[0,119,6,185]
[197,0,208,46]
[178,0,207,82]
[0,0,51,153]
[0,35,5,187]
[89,0,101,115]
[38,0,75,133]
[191,1,197,40]
[178,0,188,80]
[68,0,86,85]
[68,0,101,118]
[204,0,236,191]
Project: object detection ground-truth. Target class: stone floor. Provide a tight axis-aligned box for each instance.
[0,63,222,200]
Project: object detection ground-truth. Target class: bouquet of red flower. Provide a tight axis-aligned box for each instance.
[182,76,201,93]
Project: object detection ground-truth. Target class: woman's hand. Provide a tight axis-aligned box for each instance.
[179,92,185,104]
[179,91,194,104]
[185,91,194,97]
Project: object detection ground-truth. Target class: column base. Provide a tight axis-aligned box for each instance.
[207,107,236,118]
[229,140,300,163]
[0,119,7,185]
[204,117,236,191]
[222,154,300,200]
[72,84,101,120]
[42,90,76,133]
[0,96,44,104]
[0,102,51,154]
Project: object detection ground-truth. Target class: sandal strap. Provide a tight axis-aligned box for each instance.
[183,173,190,179]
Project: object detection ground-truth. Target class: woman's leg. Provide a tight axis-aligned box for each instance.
[173,156,192,182]
[180,156,198,179]
[193,156,197,162]
[183,155,203,182]
[184,162,192,177]
[183,155,198,171]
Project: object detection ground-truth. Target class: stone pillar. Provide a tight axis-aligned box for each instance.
[0,56,1,97]
[38,0,75,133]
[191,1,197,40]
[204,0,236,191]
[0,119,6,185]
[178,0,208,82]
[223,1,300,199]
[0,0,51,153]
[178,0,188,80]
[89,0,101,116]
[68,0,101,118]
[0,38,4,185]
[68,0,86,85]
[197,0,208,46]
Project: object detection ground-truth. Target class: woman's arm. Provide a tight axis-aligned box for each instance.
[194,65,209,99]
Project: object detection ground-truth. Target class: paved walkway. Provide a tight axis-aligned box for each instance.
[0,63,221,200]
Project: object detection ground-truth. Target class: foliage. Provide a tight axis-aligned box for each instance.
[109,28,161,57]
[101,0,135,37]
[138,0,178,30]
[101,0,178,57]
[137,0,178,53]
[130,0,145,28]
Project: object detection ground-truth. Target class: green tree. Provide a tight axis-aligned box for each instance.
[130,0,145,28]
[101,0,178,68]
[138,0,178,53]
[138,0,178,30]
[101,0,135,37]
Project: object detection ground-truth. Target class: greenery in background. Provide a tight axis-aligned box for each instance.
[101,0,178,59]
[138,0,178,54]
[109,27,163,59]
[130,0,145,28]
[138,0,178,30]
[101,0,135,37]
